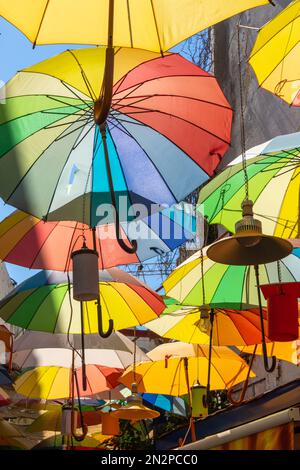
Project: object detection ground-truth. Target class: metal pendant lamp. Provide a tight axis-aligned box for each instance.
[114,329,159,422]
[207,199,292,266]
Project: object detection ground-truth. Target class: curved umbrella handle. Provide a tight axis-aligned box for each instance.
[97,298,114,338]
[99,124,138,255]
[227,345,257,406]
[254,265,277,373]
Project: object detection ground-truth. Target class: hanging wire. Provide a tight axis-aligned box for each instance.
[237,20,249,200]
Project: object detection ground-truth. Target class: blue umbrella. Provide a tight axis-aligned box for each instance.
[141,393,188,417]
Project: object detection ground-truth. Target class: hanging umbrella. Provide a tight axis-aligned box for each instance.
[141,393,188,417]
[0,48,232,229]
[120,343,254,396]
[198,132,300,238]
[0,269,164,333]
[27,407,102,433]
[0,204,195,271]
[13,347,149,370]
[145,304,276,346]
[0,418,33,450]
[0,1,270,49]
[249,0,300,107]
[13,330,149,368]
[238,340,300,365]
[14,364,122,399]
[163,243,300,309]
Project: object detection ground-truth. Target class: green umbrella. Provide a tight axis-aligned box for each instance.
[198,133,300,238]
[163,244,300,309]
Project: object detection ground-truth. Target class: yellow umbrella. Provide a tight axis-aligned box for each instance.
[14,364,122,400]
[120,342,255,396]
[239,340,300,365]
[27,407,102,433]
[249,0,300,106]
[0,0,270,50]
[0,418,33,449]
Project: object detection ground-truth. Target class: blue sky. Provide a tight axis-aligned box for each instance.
[0,17,189,287]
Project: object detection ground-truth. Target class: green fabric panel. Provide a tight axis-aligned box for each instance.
[0,96,87,125]
[7,121,85,219]
[8,285,58,329]
[0,289,34,323]
[27,285,68,332]
[210,265,246,308]
[182,262,228,305]
[0,104,88,158]
[198,154,289,224]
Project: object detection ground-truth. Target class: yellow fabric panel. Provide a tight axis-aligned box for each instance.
[25,47,160,98]
[274,165,300,238]
[121,356,254,396]
[0,0,269,50]
[14,367,69,399]
[0,211,37,258]
[239,339,300,365]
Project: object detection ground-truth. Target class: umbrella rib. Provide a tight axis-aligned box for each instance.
[106,125,133,207]
[249,8,300,60]
[60,80,94,109]
[32,0,50,47]
[113,103,231,146]
[113,73,219,97]
[126,0,133,48]
[28,221,60,269]
[107,116,178,203]
[150,0,164,55]
[71,120,95,150]
[99,285,115,330]
[51,285,69,335]
[43,123,94,219]
[113,94,233,113]
[66,50,98,102]
[46,94,93,111]
[256,36,300,89]
[64,221,80,272]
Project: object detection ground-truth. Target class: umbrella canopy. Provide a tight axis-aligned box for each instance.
[0,204,195,271]
[0,269,164,333]
[141,393,188,417]
[0,49,232,226]
[249,0,300,107]
[120,344,254,396]
[145,304,276,346]
[163,243,300,309]
[0,418,32,449]
[198,132,300,238]
[14,364,122,399]
[0,387,10,406]
[13,347,148,370]
[238,340,300,365]
[27,407,102,433]
[0,366,12,386]
[0,0,269,50]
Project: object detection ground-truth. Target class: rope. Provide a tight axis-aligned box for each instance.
[237,21,249,200]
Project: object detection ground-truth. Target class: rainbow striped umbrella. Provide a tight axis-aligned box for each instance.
[0,269,164,333]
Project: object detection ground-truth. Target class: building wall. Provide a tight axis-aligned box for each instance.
[214,0,300,169]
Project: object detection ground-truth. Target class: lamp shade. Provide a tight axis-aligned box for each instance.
[260,282,300,342]
[207,234,293,266]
